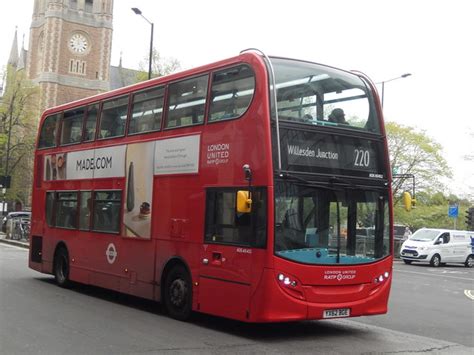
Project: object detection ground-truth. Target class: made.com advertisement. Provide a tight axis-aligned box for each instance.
[43,135,201,239]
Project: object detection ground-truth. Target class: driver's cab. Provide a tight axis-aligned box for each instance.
[435,232,450,244]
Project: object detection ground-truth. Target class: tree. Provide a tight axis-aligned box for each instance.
[386,122,451,204]
[393,192,472,231]
[137,49,181,82]
[0,66,39,210]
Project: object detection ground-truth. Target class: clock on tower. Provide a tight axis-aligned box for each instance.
[69,33,89,54]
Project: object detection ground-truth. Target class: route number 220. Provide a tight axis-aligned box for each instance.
[354,149,370,167]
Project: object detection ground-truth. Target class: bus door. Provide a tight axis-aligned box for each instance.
[199,188,266,321]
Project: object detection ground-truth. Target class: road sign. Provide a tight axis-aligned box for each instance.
[448,204,459,218]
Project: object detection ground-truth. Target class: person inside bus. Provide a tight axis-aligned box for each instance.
[328,108,348,124]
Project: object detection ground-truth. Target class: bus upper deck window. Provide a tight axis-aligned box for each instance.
[271,58,379,133]
[98,96,129,139]
[165,75,208,129]
[61,107,85,145]
[209,65,255,122]
[129,87,164,135]
[84,104,99,142]
[38,114,60,148]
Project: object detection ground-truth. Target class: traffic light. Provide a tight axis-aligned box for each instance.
[403,191,416,211]
[466,208,474,231]
[0,176,11,188]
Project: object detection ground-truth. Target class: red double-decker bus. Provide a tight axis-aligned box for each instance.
[29,49,393,322]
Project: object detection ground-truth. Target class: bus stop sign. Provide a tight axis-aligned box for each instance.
[448,204,459,218]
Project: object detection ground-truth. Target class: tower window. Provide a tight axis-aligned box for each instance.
[85,0,93,12]
[69,59,87,75]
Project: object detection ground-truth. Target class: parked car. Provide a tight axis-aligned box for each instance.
[2,212,31,239]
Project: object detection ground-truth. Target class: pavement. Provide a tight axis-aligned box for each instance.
[0,232,30,249]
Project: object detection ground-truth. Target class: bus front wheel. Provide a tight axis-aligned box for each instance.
[54,247,71,288]
[163,264,192,321]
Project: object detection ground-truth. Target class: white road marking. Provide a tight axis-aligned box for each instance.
[464,290,474,300]
[438,270,467,275]
[393,268,473,281]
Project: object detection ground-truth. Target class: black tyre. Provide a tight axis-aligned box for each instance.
[54,247,71,288]
[465,255,474,268]
[403,259,412,265]
[163,264,192,321]
[430,254,441,267]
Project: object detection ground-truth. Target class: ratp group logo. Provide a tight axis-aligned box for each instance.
[324,270,356,281]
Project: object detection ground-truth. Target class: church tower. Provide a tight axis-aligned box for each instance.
[26,0,114,111]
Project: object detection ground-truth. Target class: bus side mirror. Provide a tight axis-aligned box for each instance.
[237,190,252,213]
[403,191,416,211]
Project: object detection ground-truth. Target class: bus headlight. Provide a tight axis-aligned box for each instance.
[278,273,297,287]
[374,271,390,284]
[276,271,305,300]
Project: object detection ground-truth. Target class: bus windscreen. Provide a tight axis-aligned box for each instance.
[274,180,390,265]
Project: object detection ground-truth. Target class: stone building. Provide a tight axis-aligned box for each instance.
[4,0,139,112]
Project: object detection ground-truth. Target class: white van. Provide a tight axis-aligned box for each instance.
[400,228,474,267]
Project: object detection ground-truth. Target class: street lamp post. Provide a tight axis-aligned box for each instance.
[131,7,154,80]
[378,73,412,107]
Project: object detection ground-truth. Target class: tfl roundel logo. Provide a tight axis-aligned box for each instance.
[106,243,117,264]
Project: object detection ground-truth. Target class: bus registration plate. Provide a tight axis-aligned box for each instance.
[323,308,350,318]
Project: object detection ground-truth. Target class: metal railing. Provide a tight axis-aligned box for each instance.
[9,217,30,241]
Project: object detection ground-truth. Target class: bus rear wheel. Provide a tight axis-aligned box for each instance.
[163,264,192,321]
[54,247,71,288]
